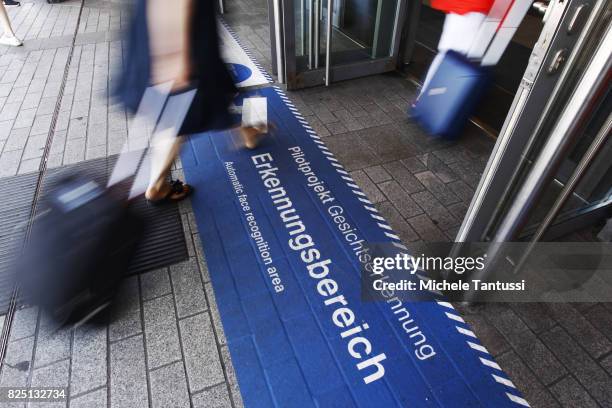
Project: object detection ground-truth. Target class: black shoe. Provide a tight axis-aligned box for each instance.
[3,0,20,5]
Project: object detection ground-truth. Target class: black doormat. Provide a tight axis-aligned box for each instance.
[0,155,189,314]
[0,173,39,316]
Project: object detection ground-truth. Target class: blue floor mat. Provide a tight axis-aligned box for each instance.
[180,86,528,408]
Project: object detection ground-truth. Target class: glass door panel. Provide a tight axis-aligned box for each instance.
[324,0,399,61]
[518,93,612,240]
[281,0,405,89]
[456,0,610,242]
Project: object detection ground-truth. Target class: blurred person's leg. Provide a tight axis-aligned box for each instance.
[240,97,271,149]
[419,12,485,98]
[144,0,270,202]
[438,12,486,54]
[0,2,22,46]
[144,0,192,202]
[146,130,190,201]
[147,0,192,90]
[240,123,269,150]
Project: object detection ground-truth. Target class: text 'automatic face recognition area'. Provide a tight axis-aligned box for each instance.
[181,87,528,407]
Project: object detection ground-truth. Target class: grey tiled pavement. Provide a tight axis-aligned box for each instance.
[1,0,611,407]
[0,0,241,407]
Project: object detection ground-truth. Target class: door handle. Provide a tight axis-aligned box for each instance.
[547,48,568,75]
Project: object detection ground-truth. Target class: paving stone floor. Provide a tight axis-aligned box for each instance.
[0,0,610,407]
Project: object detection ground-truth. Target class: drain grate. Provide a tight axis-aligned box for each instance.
[0,155,189,314]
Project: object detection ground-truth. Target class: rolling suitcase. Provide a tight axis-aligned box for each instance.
[411,51,491,138]
[19,176,145,325]
[18,84,196,327]
[410,0,532,139]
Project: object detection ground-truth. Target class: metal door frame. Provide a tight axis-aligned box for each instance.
[455,0,610,242]
[273,0,407,89]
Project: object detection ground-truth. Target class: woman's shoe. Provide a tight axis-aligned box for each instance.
[146,179,193,205]
[3,0,21,6]
[0,34,22,47]
[240,122,274,150]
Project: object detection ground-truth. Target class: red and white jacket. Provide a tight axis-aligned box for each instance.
[430,0,495,14]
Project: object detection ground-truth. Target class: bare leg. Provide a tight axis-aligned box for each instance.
[0,2,21,46]
[240,125,268,150]
[144,0,192,201]
[145,132,184,201]
[146,0,192,89]
[239,96,270,149]
[0,3,15,36]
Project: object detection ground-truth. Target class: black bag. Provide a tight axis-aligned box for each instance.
[18,87,196,327]
[19,177,144,326]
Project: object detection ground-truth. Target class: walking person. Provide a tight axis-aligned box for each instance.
[417,0,494,100]
[118,0,266,204]
[0,0,22,46]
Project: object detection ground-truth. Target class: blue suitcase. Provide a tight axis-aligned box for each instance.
[410,50,491,139]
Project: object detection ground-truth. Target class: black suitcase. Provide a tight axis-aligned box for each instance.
[19,176,144,326]
[17,87,195,327]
